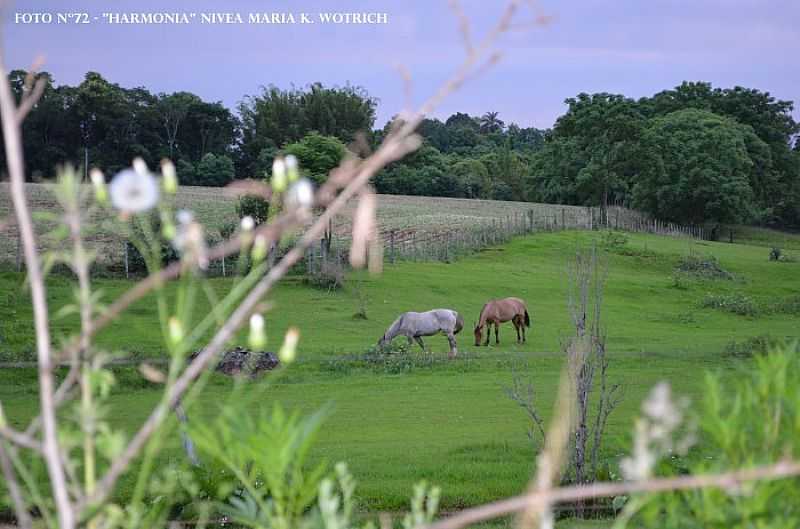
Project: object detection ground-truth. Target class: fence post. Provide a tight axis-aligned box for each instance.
[16,228,22,272]
[124,242,129,279]
[390,230,396,264]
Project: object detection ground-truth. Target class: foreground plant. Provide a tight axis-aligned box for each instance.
[0,3,541,528]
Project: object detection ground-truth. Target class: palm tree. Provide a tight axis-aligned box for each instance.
[479,111,505,133]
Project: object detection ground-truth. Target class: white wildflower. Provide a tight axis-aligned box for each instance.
[90,168,108,204]
[279,327,299,364]
[251,234,268,263]
[620,382,694,482]
[285,154,299,182]
[249,314,266,350]
[173,210,208,269]
[272,157,288,192]
[240,216,255,232]
[168,317,183,346]
[176,210,194,225]
[109,161,159,213]
[285,178,314,210]
[161,159,178,194]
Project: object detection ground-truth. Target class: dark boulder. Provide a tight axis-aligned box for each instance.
[188,347,280,377]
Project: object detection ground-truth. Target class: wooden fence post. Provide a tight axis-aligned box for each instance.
[16,228,22,272]
[124,241,129,279]
[389,230,396,264]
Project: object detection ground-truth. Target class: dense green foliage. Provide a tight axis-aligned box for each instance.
[237,83,376,177]
[3,71,238,182]
[6,70,799,228]
[284,132,347,184]
[534,83,800,229]
[632,346,800,529]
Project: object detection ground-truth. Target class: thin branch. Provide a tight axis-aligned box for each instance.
[78,3,527,512]
[424,459,800,529]
[0,425,43,453]
[448,0,474,55]
[0,442,33,529]
[79,132,421,513]
[0,52,75,528]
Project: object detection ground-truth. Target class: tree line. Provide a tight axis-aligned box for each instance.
[4,71,799,229]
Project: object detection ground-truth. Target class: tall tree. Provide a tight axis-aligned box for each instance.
[633,109,755,225]
[479,111,505,134]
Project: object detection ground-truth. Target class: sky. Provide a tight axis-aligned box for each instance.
[2,0,799,129]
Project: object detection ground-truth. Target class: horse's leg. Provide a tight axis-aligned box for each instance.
[446,331,458,358]
[414,336,427,352]
[495,322,500,345]
[521,317,527,343]
[484,323,491,346]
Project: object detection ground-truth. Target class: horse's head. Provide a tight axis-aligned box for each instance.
[473,323,483,346]
[377,335,387,349]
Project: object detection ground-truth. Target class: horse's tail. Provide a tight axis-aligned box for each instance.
[524,309,531,328]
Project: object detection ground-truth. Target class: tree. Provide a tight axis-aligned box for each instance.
[451,158,491,198]
[530,93,645,207]
[479,111,505,133]
[157,92,200,159]
[238,83,376,176]
[283,132,347,184]
[195,152,235,186]
[632,109,755,225]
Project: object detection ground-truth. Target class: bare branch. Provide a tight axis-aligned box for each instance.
[0,442,33,529]
[424,459,800,529]
[0,51,75,528]
[78,2,528,512]
[0,425,43,453]
[448,0,474,56]
[518,366,575,529]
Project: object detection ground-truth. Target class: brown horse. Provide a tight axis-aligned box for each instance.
[474,297,530,346]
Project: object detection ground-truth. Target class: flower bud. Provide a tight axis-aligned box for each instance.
[272,157,288,193]
[249,314,266,350]
[240,216,255,232]
[279,327,299,364]
[168,317,183,346]
[285,178,314,210]
[285,154,299,182]
[161,160,178,194]
[251,234,268,263]
[161,211,176,240]
[90,168,108,205]
[132,157,149,177]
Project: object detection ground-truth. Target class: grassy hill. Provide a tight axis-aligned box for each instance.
[2,228,799,517]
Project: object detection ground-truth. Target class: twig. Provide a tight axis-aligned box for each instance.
[0,52,75,529]
[0,425,43,453]
[79,2,527,512]
[0,442,33,529]
[424,459,800,529]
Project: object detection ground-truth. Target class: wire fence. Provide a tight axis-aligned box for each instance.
[1,203,703,279]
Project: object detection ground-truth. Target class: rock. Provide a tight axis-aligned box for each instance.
[188,347,280,377]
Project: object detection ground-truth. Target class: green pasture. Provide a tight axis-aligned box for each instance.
[1,229,799,522]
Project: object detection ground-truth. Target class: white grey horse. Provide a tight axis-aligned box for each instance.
[378,309,464,358]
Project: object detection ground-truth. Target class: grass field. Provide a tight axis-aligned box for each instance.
[2,228,799,525]
[4,182,797,267]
